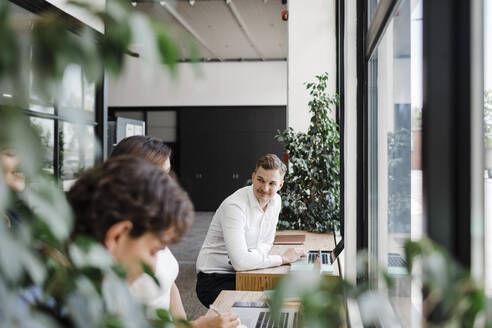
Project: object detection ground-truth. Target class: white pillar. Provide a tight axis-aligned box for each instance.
[287,0,337,132]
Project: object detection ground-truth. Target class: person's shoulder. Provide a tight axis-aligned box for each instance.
[157,247,175,261]
[225,186,250,204]
[220,186,250,212]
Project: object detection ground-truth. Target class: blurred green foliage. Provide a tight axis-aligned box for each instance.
[270,239,492,327]
[275,73,340,232]
[0,0,191,326]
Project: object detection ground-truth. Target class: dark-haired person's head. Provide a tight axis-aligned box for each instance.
[111,136,172,173]
[67,156,193,282]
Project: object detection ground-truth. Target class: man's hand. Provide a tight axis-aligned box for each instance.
[191,312,240,328]
[281,248,306,264]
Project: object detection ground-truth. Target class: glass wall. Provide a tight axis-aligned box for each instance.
[29,117,55,176]
[0,2,98,187]
[60,123,95,189]
[367,0,423,325]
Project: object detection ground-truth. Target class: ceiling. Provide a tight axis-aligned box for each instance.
[133,0,288,61]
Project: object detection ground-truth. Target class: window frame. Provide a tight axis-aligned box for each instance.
[356,0,483,282]
[336,0,346,244]
[5,0,107,178]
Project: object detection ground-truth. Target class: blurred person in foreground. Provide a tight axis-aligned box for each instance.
[68,156,239,328]
[111,137,183,314]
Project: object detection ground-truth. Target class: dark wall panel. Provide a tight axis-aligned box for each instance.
[179,107,286,211]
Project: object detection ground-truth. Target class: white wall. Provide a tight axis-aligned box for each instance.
[47,0,104,33]
[108,59,287,107]
[287,0,337,132]
[344,0,358,284]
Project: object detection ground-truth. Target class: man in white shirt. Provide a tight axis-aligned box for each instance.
[195,154,305,307]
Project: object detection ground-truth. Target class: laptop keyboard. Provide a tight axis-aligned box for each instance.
[388,253,407,267]
[307,251,331,264]
[256,311,292,328]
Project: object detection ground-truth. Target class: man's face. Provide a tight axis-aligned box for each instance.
[109,226,175,282]
[251,167,284,203]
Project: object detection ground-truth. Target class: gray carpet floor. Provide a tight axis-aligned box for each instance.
[169,212,213,320]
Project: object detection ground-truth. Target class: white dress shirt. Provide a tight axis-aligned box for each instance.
[196,185,283,273]
[130,247,179,309]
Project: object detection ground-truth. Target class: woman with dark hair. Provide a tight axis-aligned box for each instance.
[110,136,237,327]
[69,156,193,282]
[111,135,172,174]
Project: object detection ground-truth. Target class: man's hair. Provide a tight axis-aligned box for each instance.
[255,154,287,176]
[68,156,193,243]
[110,136,171,167]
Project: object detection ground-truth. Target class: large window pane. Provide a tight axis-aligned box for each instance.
[58,63,96,120]
[58,64,83,114]
[83,75,96,114]
[60,122,95,190]
[29,117,55,176]
[367,0,423,325]
[484,0,492,296]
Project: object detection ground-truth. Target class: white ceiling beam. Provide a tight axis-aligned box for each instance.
[159,1,223,61]
[225,0,266,61]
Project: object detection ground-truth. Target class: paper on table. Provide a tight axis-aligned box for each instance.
[289,263,315,271]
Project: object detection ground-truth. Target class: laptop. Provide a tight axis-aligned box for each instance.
[290,250,334,274]
[230,302,299,328]
[273,234,306,245]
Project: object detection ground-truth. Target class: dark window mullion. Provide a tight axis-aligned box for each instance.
[95,73,108,162]
[53,105,60,180]
[422,0,471,268]
[356,0,369,260]
[336,0,345,240]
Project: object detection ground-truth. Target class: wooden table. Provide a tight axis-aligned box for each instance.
[235,230,338,291]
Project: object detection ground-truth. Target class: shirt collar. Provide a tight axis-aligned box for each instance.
[247,185,272,212]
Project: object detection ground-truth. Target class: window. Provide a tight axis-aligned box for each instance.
[29,117,55,176]
[366,0,423,325]
[60,122,96,190]
[1,2,100,187]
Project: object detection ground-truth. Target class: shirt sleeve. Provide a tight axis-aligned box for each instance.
[221,203,282,271]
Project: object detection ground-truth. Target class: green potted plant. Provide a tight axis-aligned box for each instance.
[275,73,340,232]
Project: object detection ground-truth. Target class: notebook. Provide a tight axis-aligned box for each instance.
[273,234,306,245]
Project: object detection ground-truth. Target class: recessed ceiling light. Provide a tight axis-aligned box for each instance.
[189,0,195,6]
[131,1,137,7]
